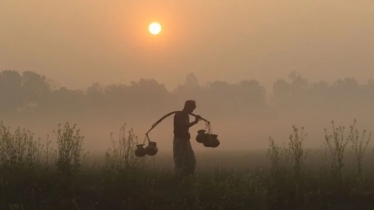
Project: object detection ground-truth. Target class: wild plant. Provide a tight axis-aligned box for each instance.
[349,120,371,177]
[323,121,353,181]
[0,121,43,168]
[268,125,307,180]
[267,137,291,179]
[288,126,308,178]
[44,134,53,167]
[55,122,85,175]
[105,124,146,171]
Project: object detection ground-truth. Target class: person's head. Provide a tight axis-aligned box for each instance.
[183,100,196,113]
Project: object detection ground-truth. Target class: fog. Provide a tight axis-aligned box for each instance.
[1,70,374,158]
[1,1,374,156]
[1,0,374,91]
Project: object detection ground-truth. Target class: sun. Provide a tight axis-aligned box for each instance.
[149,22,162,35]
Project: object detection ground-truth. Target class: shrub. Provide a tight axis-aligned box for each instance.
[55,122,85,175]
[349,120,371,176]
[0,121,43,168]
[268,125,307,179]
[105,124,146,171]
[323,121,352,181]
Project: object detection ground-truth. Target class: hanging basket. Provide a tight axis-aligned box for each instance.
[135,144,147,157]
[145,141,158,156]
[196,130,208,143]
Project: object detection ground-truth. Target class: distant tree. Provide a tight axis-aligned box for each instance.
[124,79,171,115]
[21,71,52,111]
[197,79,267,117]
[0,70,23,113]
[173,73,202,101]
[128,79,169,100]
[272,72,309,109]
[47,87,85,114]
[331,78,359,96]
[86,82,105,109]
[306,81,331,109]
[204,80,231,111]
[0,70,57,115]
[104,83,128,108]
[184,73,200,89]
[238,80,266,105]
[273,79,292,108]
[330,78,362,109]
[289,71,308,89]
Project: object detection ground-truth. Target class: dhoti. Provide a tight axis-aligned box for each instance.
[173,137,196,177]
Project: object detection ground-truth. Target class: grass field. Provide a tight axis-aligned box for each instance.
[1,121,374,210]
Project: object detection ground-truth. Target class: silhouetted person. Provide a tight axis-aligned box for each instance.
[173,100,201,180]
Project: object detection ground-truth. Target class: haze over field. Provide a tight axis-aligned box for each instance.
[1,0,374,90]
[1,1,374,154]
[1,70,374,155]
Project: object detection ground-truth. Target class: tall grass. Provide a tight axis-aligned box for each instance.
[104,124,146,171]
[349,120,371,177]
[268,125,308,179]
[323,121,352,181]
[0,121,43,168]
[1,120,374,209]
[55,122,86,175]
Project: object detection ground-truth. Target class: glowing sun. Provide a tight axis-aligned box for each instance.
[149,22,162,35]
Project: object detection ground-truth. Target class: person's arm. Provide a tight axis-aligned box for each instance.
[188,115,201,127]
[187,120,198,127]
[174,113,200,128]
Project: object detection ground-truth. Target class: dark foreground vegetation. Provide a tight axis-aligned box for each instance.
[1,121,374,210]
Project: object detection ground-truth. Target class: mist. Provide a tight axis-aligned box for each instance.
[1,70,373,158]
[1,0,374,91]
[1,0,374,168]
[3,1,374,208]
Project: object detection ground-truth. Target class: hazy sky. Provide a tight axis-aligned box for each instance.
[1,0,374,91]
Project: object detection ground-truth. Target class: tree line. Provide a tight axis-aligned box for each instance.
[0,70,372,118]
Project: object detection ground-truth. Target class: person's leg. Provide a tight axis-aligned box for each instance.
[185,140,196,176]
[173,137,187,180]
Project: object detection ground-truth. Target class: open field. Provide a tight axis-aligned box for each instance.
[1,121,374,210]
